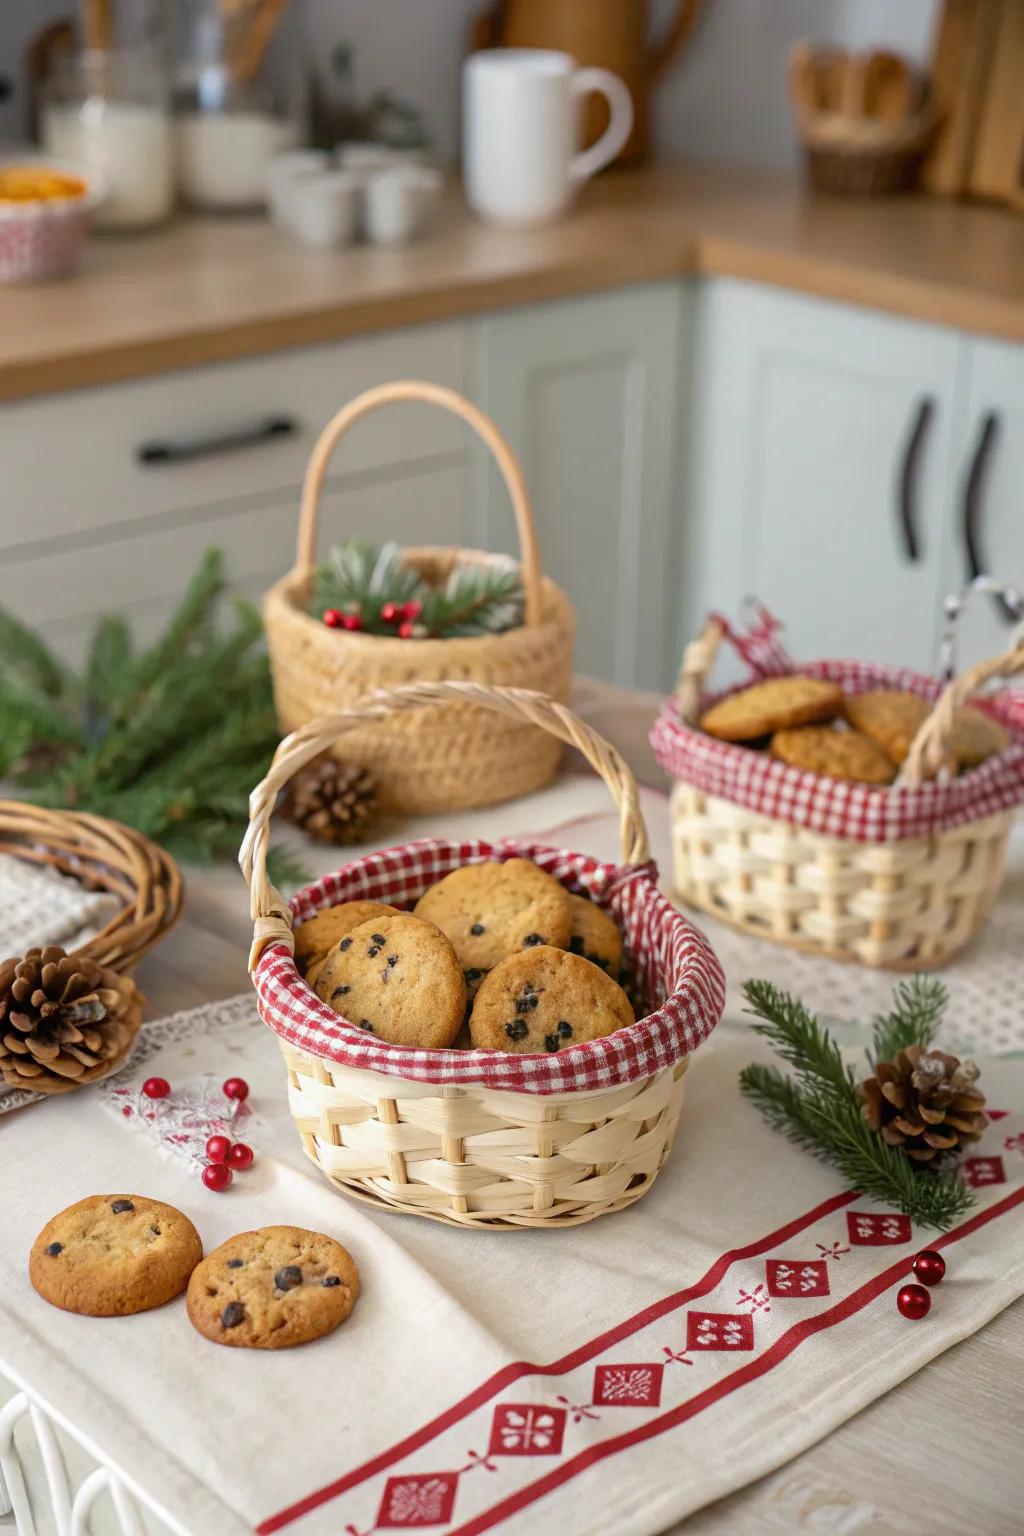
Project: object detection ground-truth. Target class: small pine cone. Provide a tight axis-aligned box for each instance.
[0,946,142,1095]
[283,755,378,845]
[858,1044,988,1165]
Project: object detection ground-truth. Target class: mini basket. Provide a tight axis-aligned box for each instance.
[241,682,725,1229]
[263,381,575,814]
[652,607,1024,971]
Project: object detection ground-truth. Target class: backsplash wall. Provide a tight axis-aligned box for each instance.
[2,0,937,168]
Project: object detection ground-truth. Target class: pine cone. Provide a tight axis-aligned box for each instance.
[283,755,378,845]
[858,1044,988,1164]
[0,946,142,1095]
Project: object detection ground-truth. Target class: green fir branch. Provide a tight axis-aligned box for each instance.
[742,978,854,1096]
[311,540,525,638]
[870,975,948,1068]
[420,561,524,637]
[0,606,68,697]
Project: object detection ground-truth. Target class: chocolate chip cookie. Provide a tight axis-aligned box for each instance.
[469,945,634,1054]
[414,860,572,1001]
[314,912,465,1047]
[294,901,399,983]
[187,1226,358,1349]
[567,893,623,975]
[30,1195,202,1316]
[700,677,843,742]
[770,725,896,784]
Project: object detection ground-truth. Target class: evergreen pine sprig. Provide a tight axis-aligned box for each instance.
[739,979,974,1230]
[311,539,525,638]
[870,975,947,1068]
[420,561,523,637]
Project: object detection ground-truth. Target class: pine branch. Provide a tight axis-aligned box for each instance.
[0,606,68,697]
[129,547,225,691]
[870,976,948,1068]
[742,979,854,1096]
[420,561,524,637]
[83,614,133,742]
[312,540,424,630]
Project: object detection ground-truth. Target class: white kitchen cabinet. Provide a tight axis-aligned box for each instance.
[474,283,685,689]
[685,279,963,673]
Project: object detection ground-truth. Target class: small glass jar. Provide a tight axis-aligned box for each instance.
[174,1,303,212]
[41,47,174,232]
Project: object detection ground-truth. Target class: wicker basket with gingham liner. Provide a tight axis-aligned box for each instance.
[241,682,725,1229]
[263,380,574,814]
[652,609,1024,971]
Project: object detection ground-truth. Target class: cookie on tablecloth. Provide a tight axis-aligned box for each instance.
[770,725,896,784]
[187,1226,358,1349]
[314,912,465,1047]
[469,945,633,1054]
[700,677,843,742]
[567,893,622,975]
[294,901,399,985]
[30,1195,202,1316]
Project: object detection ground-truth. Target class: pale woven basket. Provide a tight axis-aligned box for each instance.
[263,380,575,814]
[665,619,1024,970]
[241,682,725,1229]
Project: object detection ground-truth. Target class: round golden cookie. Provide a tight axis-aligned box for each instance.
[30,1195,202,1317]
[951,705,1011,769]
[314,912,465,1047]
[567,893,623,975]
[294,901,399,980]
[414,860,572,1001]
[469,945,634,1055]
[186,1226,358,1350]
[700,677,844,742]
[843,690,930,766]
[770,726,896,784]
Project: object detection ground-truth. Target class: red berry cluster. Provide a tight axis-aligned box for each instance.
[322,598,423,639]
[322,607,364,632]
[141,1074,253,1193]
[896,1249,947,1320]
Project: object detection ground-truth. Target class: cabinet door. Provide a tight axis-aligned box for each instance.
[687,280,962,672]
[939,336,1024,668]
[474,283,684,689]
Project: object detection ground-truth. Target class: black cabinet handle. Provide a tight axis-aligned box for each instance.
[137,414,298,466]
[895,395,933,562]
[961,410,1016,623]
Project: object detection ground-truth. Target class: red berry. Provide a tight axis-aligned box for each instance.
[202,1162,233,1192]
[896,1282,931,1320]
[142,1076,170,1100]
[205,1134,232,1164]
[397,620,415,639]
[222,1076,250,1103]
[912,1249,946,1286]
[228,1141,254,1170]
[380,602,401,623]
[340,612,364,632]
[322,608,343,628]
[401,600,422,621]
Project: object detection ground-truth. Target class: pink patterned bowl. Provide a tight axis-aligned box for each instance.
[0,163,103,283]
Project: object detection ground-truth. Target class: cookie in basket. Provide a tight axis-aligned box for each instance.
[469,945,634,1054]
[414,859,572,998]
[314,912,465,1047]
[567,893,623,975]
[30,1195,202,1317]
[294,901,399,983]
[770,725,896,784]
[844,690,930,766]
[700,677,843,742]
[187,1226,358,1349]
[951,704,1011,769]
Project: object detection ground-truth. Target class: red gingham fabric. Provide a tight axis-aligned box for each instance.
[652,658,1024,844]
[253,838,725,1094]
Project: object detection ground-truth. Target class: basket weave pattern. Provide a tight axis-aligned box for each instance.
[263,382,575,813]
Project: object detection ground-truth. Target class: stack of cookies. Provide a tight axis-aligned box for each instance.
[699,678,1010,784]
[295,858,634,1055]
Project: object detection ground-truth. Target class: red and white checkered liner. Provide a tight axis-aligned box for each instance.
[253,838,725,1094]
[652,658,1024,845]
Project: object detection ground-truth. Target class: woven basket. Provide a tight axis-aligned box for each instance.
[0,800,183,971]
[241,682,725,1229]
[655,617,1024,971]
[263,380,575,814]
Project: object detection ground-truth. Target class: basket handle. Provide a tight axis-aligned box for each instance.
[240,681,650,969]
[293,380,544,628]
[675,618,725,724]
[902,637,1024,786]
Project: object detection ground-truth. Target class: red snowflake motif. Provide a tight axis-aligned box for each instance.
[815,1239,850,1261]
[963,1155,1006,1187]
[846,1211,911,1246]
[1003,1132,1024,1155]
[735,1282,771,1313]
[592,1363,664,1408]
[377,1472,459,1528]
[488,1404,566,1457]
[686,1311,754,1351]
[766,1259,830,1298]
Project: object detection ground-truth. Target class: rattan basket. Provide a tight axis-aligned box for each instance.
[241,682,725,1229]
[658,619,1024,970]
[263,381,575,815]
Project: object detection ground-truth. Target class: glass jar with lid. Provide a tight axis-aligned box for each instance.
[174,0,305,212]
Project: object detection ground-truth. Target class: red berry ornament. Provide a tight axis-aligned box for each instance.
[227,1141,254,1170]
[896,1283,931,1320]
[340,612,364,632]
[912,1249,946,1287]
[142,1076,170,1100]
[380,601,400,623]
[202,1162,233,1192]
[222,1076,249,1103]
[205,1134,232,1164]
[401,599,422,621]
[397,620,415,639]
[322,608,343,628]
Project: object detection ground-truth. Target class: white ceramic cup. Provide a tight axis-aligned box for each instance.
[266,148,330,230]
[364,165,442,246]
[288,170,360,249]
[463,48,633,227]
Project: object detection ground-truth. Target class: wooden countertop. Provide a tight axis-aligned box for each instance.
[3,160,1024,402]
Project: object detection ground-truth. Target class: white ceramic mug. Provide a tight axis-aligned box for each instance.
[463,48,633,227]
